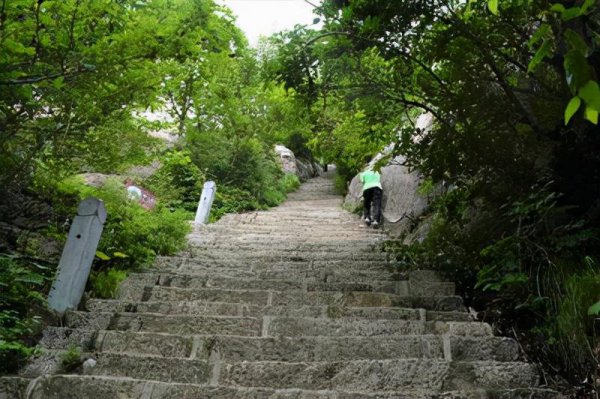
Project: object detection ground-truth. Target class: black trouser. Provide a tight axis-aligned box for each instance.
[363,187,382,223]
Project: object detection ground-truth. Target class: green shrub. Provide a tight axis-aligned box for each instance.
[0,255,49,374]
[59,345,82,372]
[0,340,38,374]
[188,132,293,208]
[49,176,191,301]
[546,264,600,383]
[145,150,204,212]
[89,269,128,299]
[210,185,261,222]
[279,173,300,193]
[56,177,191,271]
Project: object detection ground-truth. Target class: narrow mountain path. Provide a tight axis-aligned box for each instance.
[2,171,556,398]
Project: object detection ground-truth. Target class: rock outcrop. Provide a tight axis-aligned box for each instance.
[0,172,555,398]
[275,144,323,181]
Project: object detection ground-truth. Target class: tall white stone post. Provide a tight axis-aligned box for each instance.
[48,197,107,314]
[194,181,216,225]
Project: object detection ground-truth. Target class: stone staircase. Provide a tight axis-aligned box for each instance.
[1,172,558,398]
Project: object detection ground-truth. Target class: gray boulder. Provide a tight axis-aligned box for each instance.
[274,144,323,182]
[274,145,299,175]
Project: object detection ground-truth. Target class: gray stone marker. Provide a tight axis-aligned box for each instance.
[48,198,107,314]
[195,181,216,225]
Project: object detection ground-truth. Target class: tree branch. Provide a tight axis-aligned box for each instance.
[304,30,450,93]
[0,69,91,86]
[0,0,6,32]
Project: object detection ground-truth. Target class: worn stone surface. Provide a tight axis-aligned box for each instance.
[274,144,323,182]
[14,170,555,398]
[22,375,562,399]
[275,144,299,175]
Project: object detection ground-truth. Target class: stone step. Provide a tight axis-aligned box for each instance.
[117,278,454,301]
[190,235,382,243]
[86,299,470,321]
[134,287,464,311]
[182,260,393,272]
[151,265,399,284]
[65,311,262,336]
[118,273,399,294]
[19,354,538,391]
[12,374,560,399]
[193,223,382,230]
[85,353,210,384]
[0,376,29,399]
[186,250,390,262]
[216,359,539,391]
[39,328,519,362]
[65,311,488,337]
[157,256,393,268]
[265,318,492,338]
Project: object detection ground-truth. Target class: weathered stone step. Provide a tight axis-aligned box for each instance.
[186,250,390,262]
[10,374,560,399]
[135,287,463,311]
[197,223,377,230]
[153,265,399,283]
[171,260,396,274]
[266,318,492,338]
[119,272,399,293]
[87,299,469,321]
[19,353,538,390]
[191,235,382,244]
[65,311,487,337]
[39,328,518,362]
[0,376,29,399]
[217,359,538,391]
[117,278,454,301]
[65,311,262,336]
[194,231,384,240]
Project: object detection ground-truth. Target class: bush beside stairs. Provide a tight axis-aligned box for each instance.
[0,172,559,398]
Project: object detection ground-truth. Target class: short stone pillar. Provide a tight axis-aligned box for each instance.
[194,181,216,225]
[48,198,107,314]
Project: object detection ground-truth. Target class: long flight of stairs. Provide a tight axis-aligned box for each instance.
[1,172,558,398]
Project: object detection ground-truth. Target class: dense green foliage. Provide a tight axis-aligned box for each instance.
[264,0,600,393]
[0,255,48,373]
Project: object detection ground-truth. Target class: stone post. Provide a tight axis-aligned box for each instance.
[48,198,107,314]
[195,181,217,225]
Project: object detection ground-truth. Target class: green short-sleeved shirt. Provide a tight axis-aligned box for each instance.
[359,170,382,191]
